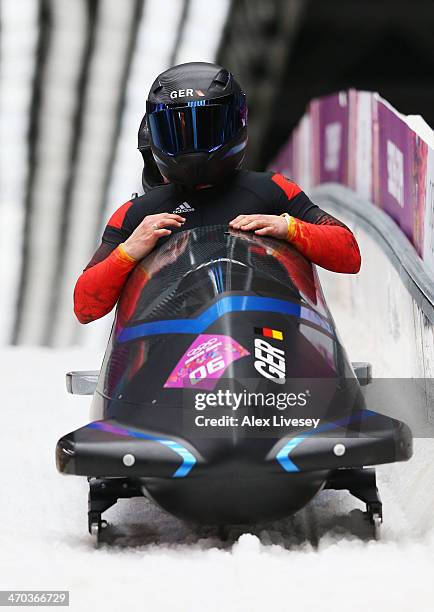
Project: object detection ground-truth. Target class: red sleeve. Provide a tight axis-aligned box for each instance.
[286,217,361,273]
[106,200,133,230]
[270,173,361,273]
[74,245,137,324]
[271,173,302,199]
[74,199,136,324]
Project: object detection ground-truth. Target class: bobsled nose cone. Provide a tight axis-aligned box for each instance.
[144,469,329,524]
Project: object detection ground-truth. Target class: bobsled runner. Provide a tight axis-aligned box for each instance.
[57,226,412,542]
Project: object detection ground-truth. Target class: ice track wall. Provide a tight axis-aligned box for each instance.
[314,184,434,532]
[313,184,434,381]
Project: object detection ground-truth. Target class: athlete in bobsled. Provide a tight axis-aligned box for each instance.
[58,62,412,543]
[73,62,361,324]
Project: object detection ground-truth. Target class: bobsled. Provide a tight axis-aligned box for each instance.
[57,225,412,541]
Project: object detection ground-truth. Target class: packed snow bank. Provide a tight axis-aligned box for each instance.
[1,345,434,612]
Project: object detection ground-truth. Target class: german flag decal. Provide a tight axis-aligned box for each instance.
[255,327,284,341]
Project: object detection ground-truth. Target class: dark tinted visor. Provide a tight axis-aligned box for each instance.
[146,93,247,156]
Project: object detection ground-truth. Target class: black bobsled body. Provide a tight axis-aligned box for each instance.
[57,226,412,527]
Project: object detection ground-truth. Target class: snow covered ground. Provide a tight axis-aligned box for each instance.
[1,342,434,612]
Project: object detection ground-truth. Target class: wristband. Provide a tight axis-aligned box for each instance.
[280,213,296,241]
[117,243,137,263]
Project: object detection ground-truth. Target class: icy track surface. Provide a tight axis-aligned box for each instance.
[1,346,434,612]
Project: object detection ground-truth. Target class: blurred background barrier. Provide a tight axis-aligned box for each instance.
[0,0,433,348]
[0,0,230,348]
[270,90,434,274]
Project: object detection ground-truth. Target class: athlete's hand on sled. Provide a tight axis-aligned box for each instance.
[229,214,288,239]
[122,213,186,260]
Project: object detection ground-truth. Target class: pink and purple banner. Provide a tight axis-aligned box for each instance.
[311,92,350,186]
[373,99,427,253]
[270,89,433,270]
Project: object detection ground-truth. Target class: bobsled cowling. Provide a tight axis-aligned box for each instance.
[57,226,412,524]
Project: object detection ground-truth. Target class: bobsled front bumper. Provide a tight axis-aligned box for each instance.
[56,410,412,481]
[56,419,199,479]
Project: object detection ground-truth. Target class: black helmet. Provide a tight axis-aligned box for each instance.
[137,114,165,192]
[146,62,248,188]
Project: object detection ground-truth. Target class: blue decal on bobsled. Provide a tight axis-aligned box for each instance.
[118,295,333,343]
[276,410,377,473]
[87,421,196,478]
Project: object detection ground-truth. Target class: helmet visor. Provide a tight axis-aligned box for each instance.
[146,93,247,156]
